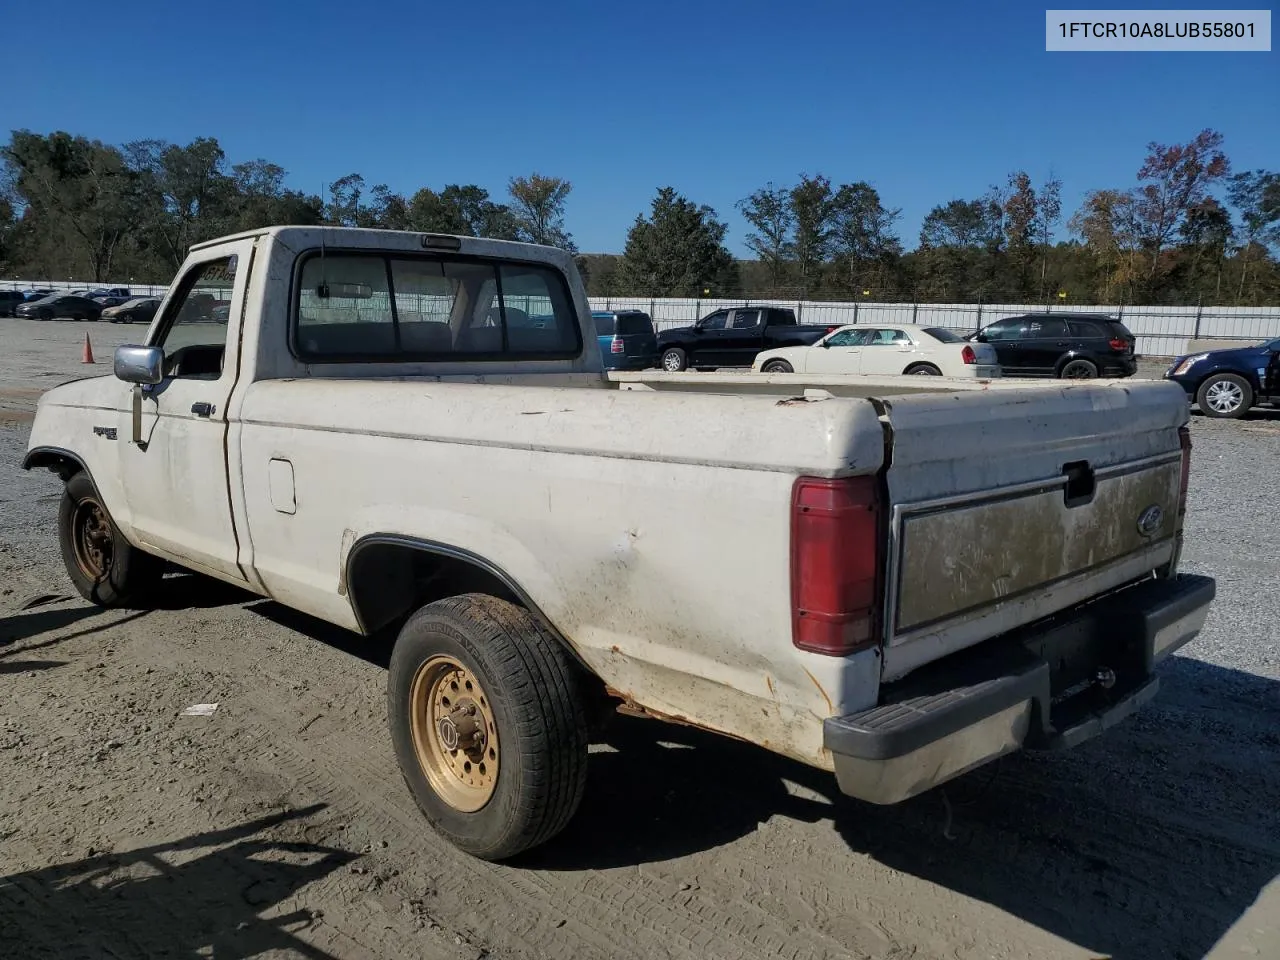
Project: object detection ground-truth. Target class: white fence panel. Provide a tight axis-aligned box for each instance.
[7,278,1279,357]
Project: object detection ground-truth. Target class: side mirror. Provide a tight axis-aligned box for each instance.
[115,345,164,385]
[820,339,832,348]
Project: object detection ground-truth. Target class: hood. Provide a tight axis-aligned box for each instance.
[656,325,695,341]
[1178,343,1273,363]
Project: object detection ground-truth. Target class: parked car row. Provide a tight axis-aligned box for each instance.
[599,306,1140,382]
[4,291,160,323]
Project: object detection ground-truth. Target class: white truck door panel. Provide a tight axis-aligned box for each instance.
[117,241,256,582]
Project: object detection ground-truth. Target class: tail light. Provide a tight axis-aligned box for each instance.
[791,475,881,656]
[610,336,624,354]
[1109,337,1128,351]
[1176,425,1191,524]
[961,344,976,365]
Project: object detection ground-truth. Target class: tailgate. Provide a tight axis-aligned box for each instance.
[877,381,1187,680]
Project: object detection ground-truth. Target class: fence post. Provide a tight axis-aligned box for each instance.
[975,303,983,332]
[853,302,859,324]
[796,299,803,323]
[649,298,656,320]
[1193,301,1203,339]
[911,302,918,325]
[695,298,701,320]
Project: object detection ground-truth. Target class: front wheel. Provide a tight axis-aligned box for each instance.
[761,359,793,373]
[660,347,688,372]
[388,594,589,861]
[1197,373,1253,419]
[58,472,164,606]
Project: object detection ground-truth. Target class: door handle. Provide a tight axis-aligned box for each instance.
[191,402,215,417]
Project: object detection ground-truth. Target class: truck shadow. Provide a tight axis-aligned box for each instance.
[0,574,250,657]
[0,804,355,960]
[529,656,1280,960]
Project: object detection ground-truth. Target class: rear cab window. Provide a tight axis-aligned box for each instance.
[294,251,582,361]
[615,313,653,336]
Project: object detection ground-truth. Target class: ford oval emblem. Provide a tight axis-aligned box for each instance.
[1136,504,1164,538]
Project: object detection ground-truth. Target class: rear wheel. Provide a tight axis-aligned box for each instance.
[1059,358,1098,379]
[1197,373,1253,419]
[904,363,941,376]
[661,347,688,372]
[761,359,793,373]
[388,593,589,861]
[58,472,163,606]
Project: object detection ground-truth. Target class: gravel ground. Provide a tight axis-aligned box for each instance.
[0,320,1277,960]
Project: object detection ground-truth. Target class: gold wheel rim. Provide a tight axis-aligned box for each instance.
[409,655,499,813]
[72,497,113,582]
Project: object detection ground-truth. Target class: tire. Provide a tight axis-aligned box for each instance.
[761,359,793,373]
[39,309,53,321]
[388,593,589,861]
[1197,373,1253,419]
[1059,358,1098,379]
[58,472,164,606]
[660,347,688,372]
[904,363,942,376]
[72,313,86,322]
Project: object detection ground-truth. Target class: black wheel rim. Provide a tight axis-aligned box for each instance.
[71,497,113,582]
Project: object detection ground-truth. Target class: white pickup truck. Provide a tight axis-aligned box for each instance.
[24,227,1215,861]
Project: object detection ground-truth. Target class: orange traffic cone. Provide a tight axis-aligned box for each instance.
[81,333,95,364]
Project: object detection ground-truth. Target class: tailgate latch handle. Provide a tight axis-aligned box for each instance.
[1062,461,1096,508]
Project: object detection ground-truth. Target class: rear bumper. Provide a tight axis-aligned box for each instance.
[824,573,1214,804]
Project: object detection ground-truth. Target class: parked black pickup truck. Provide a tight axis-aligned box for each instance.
[657,306,838,371]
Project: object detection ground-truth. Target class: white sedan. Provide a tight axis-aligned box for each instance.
[752,323,1002,378]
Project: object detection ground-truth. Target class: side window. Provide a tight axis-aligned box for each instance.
[700,312,728,331]
[155,255,238,380]
[729,309,761,329]
[496,263,579,354]
[1068,320,1104,338]
[826,329,871,347]
[982,320,1026,342]
[1026,318,1069,338]
[593,315,615,337]
[295,253,581,360]
[867,328,908,345]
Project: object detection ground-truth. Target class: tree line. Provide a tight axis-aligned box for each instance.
[2,128,1277,306]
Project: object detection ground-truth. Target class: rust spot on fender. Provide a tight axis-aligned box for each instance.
[802,668,834,716]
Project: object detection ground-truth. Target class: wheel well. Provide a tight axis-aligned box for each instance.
[345,539,531,638]
[903,362,940,374]
[23,447,86,482]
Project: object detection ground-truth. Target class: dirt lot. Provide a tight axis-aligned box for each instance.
[1,319,1277,960]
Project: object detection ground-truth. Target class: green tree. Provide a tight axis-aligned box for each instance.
[829,182,902,296]
[1227,169,1280,302]
[616,187,738,297]
[507,173,574,250]
[4,130,148,280]
[1003,172,1037,298]
[789,173,836,295]
[736,182,793,293]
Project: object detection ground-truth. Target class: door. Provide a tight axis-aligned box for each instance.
[805,328,870,373]
[721,308,763,366]
[1019,317,1071,372]
[977,318,1031,374]
[686,310,729,366]
[116,243,255,582]
[858,327,915,375]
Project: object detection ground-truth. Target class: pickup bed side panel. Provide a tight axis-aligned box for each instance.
[235,379,887,766]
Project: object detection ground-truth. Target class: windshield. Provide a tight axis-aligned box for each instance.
[922,327,965,343]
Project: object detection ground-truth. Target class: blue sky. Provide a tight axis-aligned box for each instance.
[3,0,1276,254]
